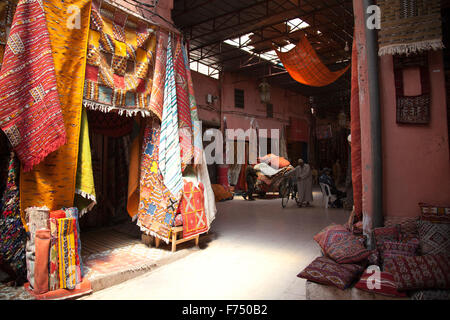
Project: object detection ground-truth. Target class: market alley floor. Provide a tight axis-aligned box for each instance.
[82,190,350,300]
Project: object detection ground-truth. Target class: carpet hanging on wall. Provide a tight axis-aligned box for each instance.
[83,0,157,117]
[378,0,444,56]
[275,35,350,87]
[19,0,92,232]
[0,0,16,70]
[350,40,362,221]
[0,0,67,172]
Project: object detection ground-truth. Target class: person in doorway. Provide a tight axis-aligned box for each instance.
[243,164,258,201]
[295,159,313,207]
[319,168,346,207]
[332,159,342,186]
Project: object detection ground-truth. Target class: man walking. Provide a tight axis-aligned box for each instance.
[295,159,313,206]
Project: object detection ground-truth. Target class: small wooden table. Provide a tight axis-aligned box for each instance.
[141,226,200,252]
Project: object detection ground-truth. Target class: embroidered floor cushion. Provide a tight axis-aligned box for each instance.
[297,256,364,290]
[384,255,450,291]
[418,220,450,255]
[419,203,450,224]
[355,268,407,297]
[325,235,371,264]
[313,224,351,252]
[373,226,400,250]
[381,239,419,259]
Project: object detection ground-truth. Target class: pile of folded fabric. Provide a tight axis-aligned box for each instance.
[298,202,450,300]
[254,163,294,194]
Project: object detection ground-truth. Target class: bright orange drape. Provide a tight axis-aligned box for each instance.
[275,35,350,87]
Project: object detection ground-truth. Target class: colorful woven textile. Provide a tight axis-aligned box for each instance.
[350,39,362,221]
[74,108,97,216]
[313,224,351,252]
[0,152,26,279]
[127,118,145,218]
[173,34,193,170]
[373,226,400,250]
[325,236,371,264]
[159,34,183,198]
[417,220,450,255]
[34,228,50,294]
[48,211,64,291]
[83,0,157,117]
[86,109,134,137]
[384,255,450,291]
[179,181,208,238]
[0,0,17,70]
[137,122,180,243]
[297,256,364,290]
[355,269,407,298]
[20,0,92,232]
[275,34,350,87]
[197,150,217,228]
[384,216,419,237]
[381,240,419,268]
[0,0,66,171]
[148,30,167,120]
[378,0,444,56]
[419,203,450,224]
[182,43,202,165]
[58,218,77,290]
[63,207,83,281]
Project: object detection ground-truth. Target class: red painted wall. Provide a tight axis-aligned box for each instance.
[380,51,450,218]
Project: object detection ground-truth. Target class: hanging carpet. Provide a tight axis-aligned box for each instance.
[378,0,444,56]
[19,0,92,232]
[137,121,180,244]
[83,0,157,117]
[275,35,350,87]
[0,0,66,172]
[148,30,168,121]
[0,0,17,71]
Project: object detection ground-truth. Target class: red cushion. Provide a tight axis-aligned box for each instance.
[313,224,351,251]
[384,255,450,291]
[326,235,371,264]
[355,269,407,297]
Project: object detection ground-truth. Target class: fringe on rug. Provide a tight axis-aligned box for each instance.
[74,189,97,217]
[379,39,445,56]
[136,219,170,245]
[82,100,151,118]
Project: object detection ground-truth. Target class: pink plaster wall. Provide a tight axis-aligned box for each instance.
[192,71,310,138]
[380,51,450,218]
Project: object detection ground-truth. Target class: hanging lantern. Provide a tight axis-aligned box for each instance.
[258,78,271,104]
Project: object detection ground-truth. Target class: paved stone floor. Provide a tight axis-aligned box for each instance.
[83,190,350,300]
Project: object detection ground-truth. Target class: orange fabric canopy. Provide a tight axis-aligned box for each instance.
[275,35,350,87]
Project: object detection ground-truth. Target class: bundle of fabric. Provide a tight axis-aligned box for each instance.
[258,154,290,169]
[378,0,444,56]
[83,0,157,117]
[255,165,294,193]
[0,0,66,172]
[275,34,350,87]
[254,162,284,177]
[137,121,180,244]
[20,0,92,232]
[0,152,26,283]
[211,184,233,202]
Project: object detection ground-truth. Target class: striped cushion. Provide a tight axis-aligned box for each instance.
[355,268,407,297]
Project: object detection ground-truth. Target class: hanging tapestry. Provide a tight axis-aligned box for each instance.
[173,34,193,170]
[350,40,362,221]
[0,0,17,70]
[197,150,217,229]
[275,35,350,87]
[149,30,168,121]
[127,118,145,218]
[57,218,77,290]
[138,121,180,244]
[74,109,97,215]
[182,42,202,165]
[0,0,66,172]
[0,152,26,281]
[63,207,83,281]
[83,0,157,117]
[378,0,444,56]
[20,0,92,232]
[48,210,66,291]
[159,34,183,198]
[394,54,430,124]
[178,181,208,239]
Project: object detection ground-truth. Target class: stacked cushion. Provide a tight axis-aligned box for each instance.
[313,224,351,252]
[355,268,407,297]
[297,256,364,290]
[419,203,450,224]
[417,220,450,255]
[326,236,371,264]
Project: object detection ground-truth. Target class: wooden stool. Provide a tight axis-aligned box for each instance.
[144,227,200,252]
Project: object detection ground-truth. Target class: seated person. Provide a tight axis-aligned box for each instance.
[319,168,346,207]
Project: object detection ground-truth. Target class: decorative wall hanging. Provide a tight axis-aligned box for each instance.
[378,0,444,56]
[83,0,158,117]
[275,34,350,87]
[394,53,430,124]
